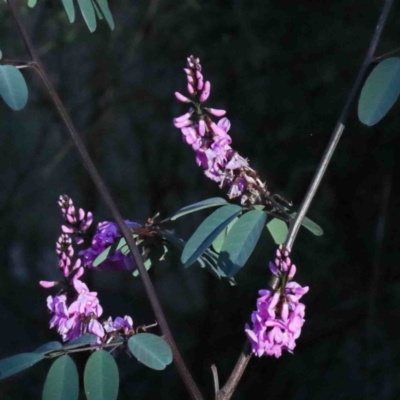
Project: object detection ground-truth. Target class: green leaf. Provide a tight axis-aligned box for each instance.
[42,356,79,400]
[63,334,98,351]
[290,213,323,236]
[171,197,228,221]
[93,237,126,267]
[181,205,242,268]
[266,218,288,244]
[0,50,2,60]
[0,65,28,111]
[358,57,400,126]
[93,0,115,30]
[84,350,119,400]
[27,0,37,8]
[77,0,96,32]
[218,210,267,277]
[132,257,152,277]
[128,333,172,371]
[92,0,104,20]
[0,353,44,380]
[34,341,62,354]
[212,217,238,253]
[61,0,75,23]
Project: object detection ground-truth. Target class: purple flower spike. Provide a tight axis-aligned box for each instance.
[173,56,276,206]
[245,246,308,358]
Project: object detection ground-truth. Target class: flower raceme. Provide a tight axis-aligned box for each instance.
[174,55,274,206]
[40,195,136,344]
[245,246,309,358]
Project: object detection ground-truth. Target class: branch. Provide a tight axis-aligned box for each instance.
[6,1,204,399]
[284,0,394,249]
[217,1,395,398]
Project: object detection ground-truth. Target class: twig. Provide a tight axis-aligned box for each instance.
[217,1,395,399]
[6,1,204,399]
[285,0,394,249]
[372,45,400,63]
[211,365,220,397]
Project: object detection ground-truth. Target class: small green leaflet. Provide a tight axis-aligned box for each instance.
[34,341,62,354]
[212,217,238,253]
[181,205,242,268]
[0,353,44,380]
[77,0,97,32]
[290,213,323,236]
[93,236,129,267]
[27,0,37,8]
[128,333,173,371]
[93,0,115,30]
[266,218,288,244]
[0,65,28,111]
[61,0,75,23]
[84,350,119,400]
[171,197,228,221]
[42,356,79,400]
[358,57,400,126]
[63,334,98,351]
[218,210,267,277]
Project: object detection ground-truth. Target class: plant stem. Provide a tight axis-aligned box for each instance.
[218,1,395,399]
[285,0,394,249]
[7,2,204,399]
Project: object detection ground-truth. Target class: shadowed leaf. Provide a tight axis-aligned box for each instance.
[171,197,228,220]
[182,205,242,268]
[358,57,400,126]
[42,355,79,400]
[0,353,44,380]
[0,65,28,111]
[128,333,172,370]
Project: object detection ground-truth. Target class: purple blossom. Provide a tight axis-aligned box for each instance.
[245,246,309,358]
[79,220,141,271]
[173,56,273,206]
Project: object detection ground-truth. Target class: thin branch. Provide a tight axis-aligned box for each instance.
[216,342,252,400]
[285,0,394,249]
[373,45,400,63]
[211,365,220,398]
[7,1,204,399]
[217,1,395,399]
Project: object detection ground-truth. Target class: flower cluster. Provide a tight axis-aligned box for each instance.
[40,195,136,343]
[245,245,309,358]
[174,55,272,206]
[79,220,140,271]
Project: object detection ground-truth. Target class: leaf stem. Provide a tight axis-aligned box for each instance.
[7,1,204,399]
[217,1,395,399]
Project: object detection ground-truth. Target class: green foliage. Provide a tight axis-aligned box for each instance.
[289,213,323,236]
[128,333,173,371]
[93,0,115,30]
[218,210,267,277]
[84,350,119,400]
[170,197,228,220]
[42,356,79,400]
[61,0,75,23]
[27,0,37,8]
[0,353,44,380]
[358,57,400,126]
[181,204,242,268]
[0,65,28,111]
[62,334,98,350]
[212,217,238,253]
[60,0,114,31]
[34,341,63,354]
[266,218,288,244]
[77,0,96,32]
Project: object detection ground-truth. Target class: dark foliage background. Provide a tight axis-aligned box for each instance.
[1,0,400,398]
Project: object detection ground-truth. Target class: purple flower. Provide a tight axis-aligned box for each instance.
[173,56,274,206]
[104,315,134,335]
[245,246,309,358]
[79,220,141,271]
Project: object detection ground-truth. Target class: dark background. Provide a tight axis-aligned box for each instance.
[1,0,400,398]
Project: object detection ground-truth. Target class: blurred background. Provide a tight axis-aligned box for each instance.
[1,0,400,398]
